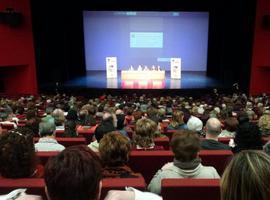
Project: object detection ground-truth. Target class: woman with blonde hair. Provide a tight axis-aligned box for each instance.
[133,118,163,150]
[221,150,270,200]
[258,114,270,136]
[167,110,187,130]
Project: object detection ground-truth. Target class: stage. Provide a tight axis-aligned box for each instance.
[63,71,221,89]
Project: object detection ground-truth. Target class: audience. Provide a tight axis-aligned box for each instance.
[220,150,270,200]
[148,130,220,194]
[201,118,231,150]
[0,92,270,199]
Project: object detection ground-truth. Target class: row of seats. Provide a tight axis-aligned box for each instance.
[0,178,220,200]
[36,150,233,184]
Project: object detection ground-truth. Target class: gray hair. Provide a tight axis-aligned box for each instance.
[39,121,56,137]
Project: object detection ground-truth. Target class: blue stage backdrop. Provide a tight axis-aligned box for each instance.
[83,11,209,71]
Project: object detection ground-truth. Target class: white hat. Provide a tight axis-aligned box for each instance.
[187,116,203,132]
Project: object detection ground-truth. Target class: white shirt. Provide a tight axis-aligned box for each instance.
[35,137,65,152]
[127,187,162,200]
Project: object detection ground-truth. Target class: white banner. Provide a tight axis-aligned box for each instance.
[170,58,181,79]
[106,57,117,78]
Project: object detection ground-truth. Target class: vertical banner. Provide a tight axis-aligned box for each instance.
[106,57,117,78]
[170,58,181,79]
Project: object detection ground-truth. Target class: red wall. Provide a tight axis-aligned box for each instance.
[0,0,37,94]
[250,0,270,95]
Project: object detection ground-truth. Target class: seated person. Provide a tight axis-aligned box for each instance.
[35,121,65,152]
[99,132,139,178]
[88,113,116,152]
[148,130,220,194]
[0,130,44,178]
[52,108,65,130]
[45,145,102,200]
[201,118,231,150]
[116,114,129,137]
[218,117,238,138]
[133,118,163,150]
[258,114,270,136]
[231,119,262,153]
[186,115,203,135]
[221,150,270,200]
[167,110,187,130]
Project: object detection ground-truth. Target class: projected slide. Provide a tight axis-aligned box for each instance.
[130,32,163,48]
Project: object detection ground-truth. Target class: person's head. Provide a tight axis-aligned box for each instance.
[0,130,36,178]
[234,122,262,152]
[171,110,184,126]
[134,118,157,148]
[52,108,65,126]
[65,109,77,121]
[45,145,102,200]
[187,115,203,131]
[170,130,200,162]
[221,150,270,200]
[94,122,116,142]
[45,107,54,115]
[258,114,270,131]
[64,120,77,137]
[205,117,222,137]
[224,117,239,132]
[39,121,56,137]
[99,132,131,167]
[79,109,88,119]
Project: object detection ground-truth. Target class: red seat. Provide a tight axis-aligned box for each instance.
[36,151,59,165]
[164,130,177,140]
[0,178,45,198]
[129,151,173,184]
[262,136,270,144]
[34,137,87,147]
[101,177,146,200]
[218,137,233,145]
[161,179,220,200]
[0,123,15,130]
[154,137,170,150]
[199,150,233,176]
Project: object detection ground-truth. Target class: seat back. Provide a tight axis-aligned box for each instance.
[0,178,46,198]
[129,151,173,184]
[161,179,220,200]
[199,150,233,175]
[154,137,170,150]
[101,177,146,200]
[36,151,59,165]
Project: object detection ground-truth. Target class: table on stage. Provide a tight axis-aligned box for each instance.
[121,70,165,80]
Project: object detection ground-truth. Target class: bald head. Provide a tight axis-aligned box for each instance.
[205,118,221,136]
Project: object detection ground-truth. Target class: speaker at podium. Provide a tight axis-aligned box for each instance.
[170,58,181,79]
